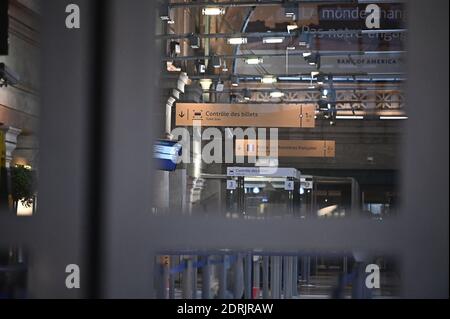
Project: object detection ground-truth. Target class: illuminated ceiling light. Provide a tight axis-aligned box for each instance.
[321,88,329,99]
[227,37,247,45]
[245,57,263,65]
[380,116,408,120]
[270,91,285,98]
[303,52,312,58]
[231,75,239,87]
[261,75,277,84]
[199,78,213,91]
[336,115,364,120]
[311,71,320,77]
[263,37,285,44]
[202,7,226,16]
[287,24,299,33]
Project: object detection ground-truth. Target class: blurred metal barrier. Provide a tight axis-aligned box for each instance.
[0,0,447,299]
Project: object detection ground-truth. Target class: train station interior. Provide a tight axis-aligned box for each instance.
[0,0,448,299]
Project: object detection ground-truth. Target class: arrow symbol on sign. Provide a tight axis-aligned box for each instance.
[179,111,185,118]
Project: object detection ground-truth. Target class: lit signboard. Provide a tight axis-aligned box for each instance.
[175,103,316,128]
[236,140,336,158]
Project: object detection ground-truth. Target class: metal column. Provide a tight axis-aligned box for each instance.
[262,256,270,299]
[182,257,194,299]
[218,255,227,299]
[244,253,252,299]
[202,256,211,299]
[232,254,244,299]
[192,256,198,298]
[283,256,293,299]
[292,256,298,297]
[169,256,176,299]
[270,256,282,299]
[301,256,311,285]
[253,256,261,299]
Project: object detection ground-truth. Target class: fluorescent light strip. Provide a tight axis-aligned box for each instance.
[263,37,285,44]
[380,116,408,120]
[245,57,263,65]
[270,91,284,98]
[227,37,247,45]
[202,7,225,16]
[336,116,364,120]
[261,76,277,84]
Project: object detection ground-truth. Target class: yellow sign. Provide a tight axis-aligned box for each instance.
[236,140,336,158]
[175,103,315,128]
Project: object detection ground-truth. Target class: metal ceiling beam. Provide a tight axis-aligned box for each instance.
[185,71,406,77]
[163,50,406,61]
[203,87,403,93]
[159,29,407,39]
[168,0,354,9]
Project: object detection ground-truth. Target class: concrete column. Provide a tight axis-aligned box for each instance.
[153,170,170,213]
[1,126,21,168]
[169,169,187,213]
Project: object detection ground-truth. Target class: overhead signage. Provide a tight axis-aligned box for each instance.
[227,167,301,179]
[226,180,238,190]
[175,103,315,128]
[284,181,295,191]
[317,3,406,30]
[235,140,336,158]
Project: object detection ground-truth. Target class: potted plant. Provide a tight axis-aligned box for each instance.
[10,165,36,213]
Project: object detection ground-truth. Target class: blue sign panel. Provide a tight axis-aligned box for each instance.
[153,140,182,171]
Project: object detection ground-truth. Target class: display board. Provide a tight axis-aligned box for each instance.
[236,139,336,158]
[175,103,316,128]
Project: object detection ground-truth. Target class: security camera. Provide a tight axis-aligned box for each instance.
[0,63,20,87]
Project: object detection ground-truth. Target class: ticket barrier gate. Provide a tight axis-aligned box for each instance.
[225,167,304,218]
